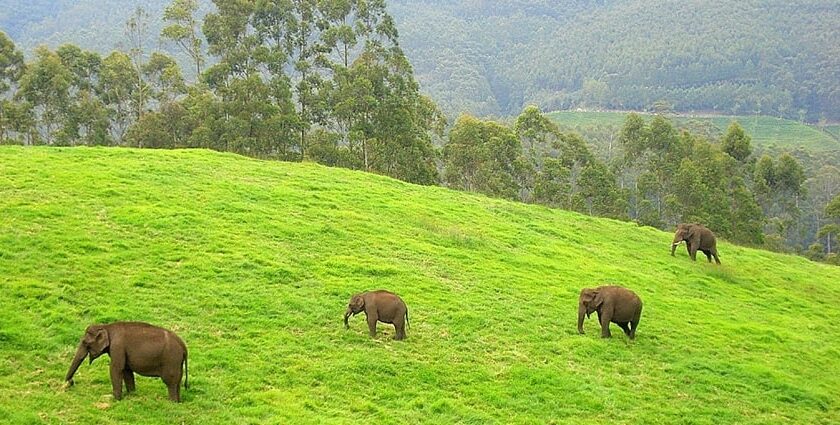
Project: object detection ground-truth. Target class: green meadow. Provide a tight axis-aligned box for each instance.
[1,147,838,424]
[547,111,840,151]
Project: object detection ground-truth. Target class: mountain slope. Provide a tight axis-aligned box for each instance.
[2,0,839,120]
[0,147,838,423]
[547,111,840,151]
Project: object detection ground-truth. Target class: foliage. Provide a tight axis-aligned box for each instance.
[619,113,764,245]
[0,31,26,143]
[161,0,204,77]
[5,1,840,120]
[443,114,526,200]
[547,111,840,152]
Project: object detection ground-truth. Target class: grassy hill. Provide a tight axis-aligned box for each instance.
[1,147,839,424]
[547,111,840,152]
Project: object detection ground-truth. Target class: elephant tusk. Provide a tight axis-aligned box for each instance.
[672,242,681,246]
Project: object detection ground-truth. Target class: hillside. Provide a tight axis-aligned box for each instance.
[2,0,839,120]
[1,147,839,423]
[547,111,840,152]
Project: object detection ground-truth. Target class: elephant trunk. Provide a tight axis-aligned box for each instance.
[577,304,586,334]
[344,307,353,329]
[64,342,86,385]
[671,239,681,256]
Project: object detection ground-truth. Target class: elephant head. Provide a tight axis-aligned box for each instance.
[671,223,696,256]
[64,325,110,385]
[577,288,604,334]
[343,294,365,328]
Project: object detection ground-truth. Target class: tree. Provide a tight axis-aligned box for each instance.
[721,121,751,162]
[284,0,322,157]
[817,224,840,255]
[576,161,626,218]
[0,32,23,94]
[125,7,152,120]
[203,0,299,157]
[825,193,840,219]
[0,31,25,143]
[54,44,111,145]
[514,105,562,201]
[821,193,840,255]
[99,51,138,142]
[443,115,526,200]
[620,114,689,225]
[143,52,187,105]
[162,0,205,78]
[16,46,73,144]
[514,105,558,169]
[318,0,356,69]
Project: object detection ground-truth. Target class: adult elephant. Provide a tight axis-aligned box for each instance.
[671,223,721,264]
[64,322,188,402]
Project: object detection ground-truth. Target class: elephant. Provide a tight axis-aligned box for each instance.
[344,290,409,340]
[577,285,643,339]
[671,223,721,264]
[64,322,188,402]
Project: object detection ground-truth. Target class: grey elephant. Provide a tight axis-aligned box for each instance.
[344,290,409,340]
[65,322,188,402]
[577,286,643,339]
[671,223,721,264]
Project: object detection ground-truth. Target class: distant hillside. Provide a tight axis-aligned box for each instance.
[547,111,840,152]
[1,146,839,423]
[2,0,838,120]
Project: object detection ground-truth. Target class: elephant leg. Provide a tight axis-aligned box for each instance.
[617,322,631,336]
[162,372,181,402]
[109,358,125,400]
[599,312,612,338]
[703,250,713,262]
[393,315,406,340]
[688,245,698,261]
[712,249,721,265]
[123,368,136,393]
[366,313,379,338]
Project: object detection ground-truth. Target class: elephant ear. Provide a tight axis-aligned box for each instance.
[591,290,605,309]
[89,327,109,358]
[687,225,700,243]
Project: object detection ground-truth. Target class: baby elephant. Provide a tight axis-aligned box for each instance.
[64,322,188,402]
[344,290,409,340]
[577,286,643,339]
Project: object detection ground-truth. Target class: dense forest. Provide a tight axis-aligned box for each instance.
[0,0,838,265]
[2,0,840,121]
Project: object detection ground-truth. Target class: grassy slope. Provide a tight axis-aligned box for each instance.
[1,147,839,424]
[547,111,840,151]
[824,125,840,141]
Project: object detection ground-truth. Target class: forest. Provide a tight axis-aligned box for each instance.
[0,0,838,265]
[3,0,840,121]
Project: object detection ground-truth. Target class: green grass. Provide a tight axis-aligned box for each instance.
[547,111,840,151]
[1,146,839,424]
[824,125,840,141]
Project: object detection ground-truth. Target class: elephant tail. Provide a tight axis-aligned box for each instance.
[405,307,410,330]
[183,351,189,390]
